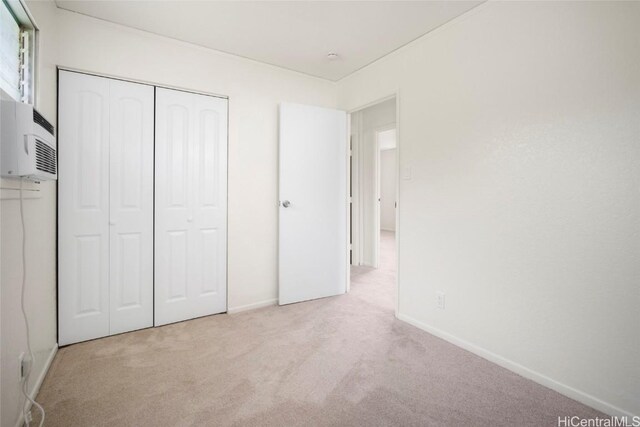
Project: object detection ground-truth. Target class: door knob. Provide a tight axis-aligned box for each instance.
[281,200,291,208]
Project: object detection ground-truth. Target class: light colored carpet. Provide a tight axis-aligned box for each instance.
[35,231,602,426]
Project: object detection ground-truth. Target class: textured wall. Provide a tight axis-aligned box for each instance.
[339,1,640,417]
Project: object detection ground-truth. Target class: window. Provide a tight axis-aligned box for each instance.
[0,0,35,104]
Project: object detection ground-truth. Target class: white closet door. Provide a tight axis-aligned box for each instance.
[155,88,227,326]
[59,71,111,345]
[108,80,154,335]
[59,71,154,345]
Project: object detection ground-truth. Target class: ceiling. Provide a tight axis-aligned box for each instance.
[55,1,482,81]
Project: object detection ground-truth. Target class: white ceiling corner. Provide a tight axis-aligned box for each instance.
[55,1,483,81]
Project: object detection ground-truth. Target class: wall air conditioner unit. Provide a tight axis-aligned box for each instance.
[1,91,57,181]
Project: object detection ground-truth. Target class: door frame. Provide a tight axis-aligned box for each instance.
[347,92,400,317]
[56,66,230,343]
[57,66,229,100]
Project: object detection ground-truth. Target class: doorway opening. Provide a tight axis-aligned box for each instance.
[349,96,397,312]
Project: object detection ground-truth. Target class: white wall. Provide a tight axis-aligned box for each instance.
[3,1,638,422]
[1,3,337,424]
[379,149,396,232]
[53,8,337,311]
[351,98,395,266]
[1,2,59,426]
[339,1,640,417]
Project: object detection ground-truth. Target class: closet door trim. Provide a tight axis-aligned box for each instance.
[57,69,229,344]
[57,67,228,100]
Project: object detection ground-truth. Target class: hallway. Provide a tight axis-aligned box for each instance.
[350,230,396,312]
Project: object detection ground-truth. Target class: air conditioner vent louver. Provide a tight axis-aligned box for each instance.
[33,109,54,136]
[2,96,57,181]
[35,139,56,175]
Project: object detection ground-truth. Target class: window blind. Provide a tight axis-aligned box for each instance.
[0,1,21,100]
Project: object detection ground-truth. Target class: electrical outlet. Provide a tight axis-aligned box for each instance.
[436,292,446,310]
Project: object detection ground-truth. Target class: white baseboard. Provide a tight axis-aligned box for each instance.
[397,313,637,419]
[15,343,58,427]
[228,298,278,314]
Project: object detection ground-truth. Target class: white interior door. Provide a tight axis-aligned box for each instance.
[59,71,110,345]
[154,88,228,326]
[108,79,154,335]
[279,103,348,305]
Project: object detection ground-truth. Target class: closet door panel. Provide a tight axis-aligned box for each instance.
[155,89,194,325]
[58,71,111,345]
[109,80,154,335]
[192,96,227,314]
[155,88,227,326]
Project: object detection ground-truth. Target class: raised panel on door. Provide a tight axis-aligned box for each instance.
[58,71,110,345]
[155,88,228,326]
[190,95,227,315]
[109,79,154,335]
[155,89,192,325]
